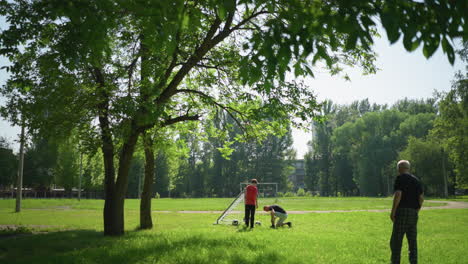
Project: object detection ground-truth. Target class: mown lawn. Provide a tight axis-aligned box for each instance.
[0,198,466,264]
[0,196,446,211]
[428,195,468,203]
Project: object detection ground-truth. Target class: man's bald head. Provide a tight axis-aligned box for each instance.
[397,160,411,174]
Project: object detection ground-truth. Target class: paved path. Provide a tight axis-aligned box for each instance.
[3,201,467,215]
[152,200,468,214]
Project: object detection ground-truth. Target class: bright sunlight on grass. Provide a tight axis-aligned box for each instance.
[0,198,466,264]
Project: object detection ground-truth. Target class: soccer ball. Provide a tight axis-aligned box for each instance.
[255,221,261,226]
[232,219,239,226]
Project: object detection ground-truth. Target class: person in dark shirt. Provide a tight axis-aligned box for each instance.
[244,179,258,228]
[390,160,424,264]
[263,205,292,228]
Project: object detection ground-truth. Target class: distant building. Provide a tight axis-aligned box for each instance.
[288,159,306,191]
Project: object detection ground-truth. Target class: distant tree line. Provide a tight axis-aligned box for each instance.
[305,44,468,197]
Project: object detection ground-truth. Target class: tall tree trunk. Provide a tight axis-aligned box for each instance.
[99,104,118,235]
[140,133,155,229]
[103,132,139,236]
[112,127,140,235]
[100,107,140,235]
[94,66,120,236]
[102,135,117,235]
[138,34,155,229]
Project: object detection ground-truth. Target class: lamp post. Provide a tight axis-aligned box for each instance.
[441,148,448,198]
[78,151,82,201]
[15,119,25,213]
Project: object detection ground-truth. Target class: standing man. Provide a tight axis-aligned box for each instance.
[390,160,424,264]
[244,179,258,228]
[263,204,292,228]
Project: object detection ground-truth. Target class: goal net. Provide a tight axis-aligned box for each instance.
[215,182,279,225]
[215,190,245,225]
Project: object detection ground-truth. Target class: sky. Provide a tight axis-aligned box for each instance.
[0,21,464,157]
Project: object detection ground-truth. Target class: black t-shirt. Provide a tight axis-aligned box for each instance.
[271,205,286,214]
[394,173,423,209]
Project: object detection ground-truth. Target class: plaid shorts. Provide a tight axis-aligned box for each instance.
[390,208,419,264]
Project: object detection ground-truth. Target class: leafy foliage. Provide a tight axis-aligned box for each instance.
[399,137,448,196]
[305,98,448,197]
[0,137,16,188]
[432,42,468,188]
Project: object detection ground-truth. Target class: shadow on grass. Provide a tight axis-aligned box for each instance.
[0,229,281,264]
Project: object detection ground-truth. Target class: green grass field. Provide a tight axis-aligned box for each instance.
[0,198,466,264]
[429,195,468,203]
[0,196,446,211]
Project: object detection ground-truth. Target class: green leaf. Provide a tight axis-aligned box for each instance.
[380,9,400,44]
[264,80,273,93]
[166,38,177,56]
[217,5,227,20]
[278,45,291,74]
[464,22,468,42]
[223,0,236,15]
[402,24,418,52]
[403,35,420,52]
[181,13,190,30]
[316,46,332,68]
[345,33,358,51]
[360,16,375,29]
[294,62,304,76]
[441,37,455,65]
[249,64,262,85]
[422,37,439,59]
[304,64,315,78]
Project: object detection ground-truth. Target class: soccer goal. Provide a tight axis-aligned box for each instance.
[215,182,279,225]
[214,190,245,225]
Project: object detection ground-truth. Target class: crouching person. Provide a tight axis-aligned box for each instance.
[263,205,292,228]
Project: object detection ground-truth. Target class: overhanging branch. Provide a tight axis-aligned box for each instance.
[161,114,200,127]
[174,89,248,133]
[152,7,270,133]
[154,16,223,105]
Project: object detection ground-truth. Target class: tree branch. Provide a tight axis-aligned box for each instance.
[230,10,269,32]
[154,8,269,116]
[161,30,181,85]
[223,8,236,32]
[154,16,223,105]
[161,114,200,127]
[174,89,248,133]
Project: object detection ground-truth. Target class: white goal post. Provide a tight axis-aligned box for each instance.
[215,189,245,224]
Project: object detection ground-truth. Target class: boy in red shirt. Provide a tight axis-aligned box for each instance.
[244,179,258,228]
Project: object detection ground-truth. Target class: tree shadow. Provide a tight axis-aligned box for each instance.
[0,229,282,264]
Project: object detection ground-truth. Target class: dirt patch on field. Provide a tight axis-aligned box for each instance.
[423,200,468,209]
[28,206,72,211]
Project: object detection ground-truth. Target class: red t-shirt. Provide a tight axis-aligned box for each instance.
[245,185,258,205]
